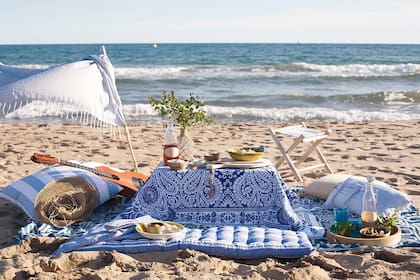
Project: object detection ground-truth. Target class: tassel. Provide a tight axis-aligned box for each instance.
[90,114,95,128]
[81,111,86,125]
[60,103,65,119]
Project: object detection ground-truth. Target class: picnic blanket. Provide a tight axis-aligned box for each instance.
[8,163,418,258]
[15,187,419,259]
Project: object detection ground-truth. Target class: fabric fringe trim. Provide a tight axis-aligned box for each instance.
[0,101,125,138]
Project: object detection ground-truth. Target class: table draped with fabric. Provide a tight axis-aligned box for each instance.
[121,164,303,231]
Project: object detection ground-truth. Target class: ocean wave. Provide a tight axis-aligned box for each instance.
[116,66,189,78]
[203,106,420,123]
[4,101,418,124]
[7,61,420,80]
[333,91,420,105]
[296,62,420,78]
[112,62,420,80]
[208,91,420,108]
[98,103,420,123]
[1,63,50,70]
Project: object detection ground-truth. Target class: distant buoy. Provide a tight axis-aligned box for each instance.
[153,43,158,49]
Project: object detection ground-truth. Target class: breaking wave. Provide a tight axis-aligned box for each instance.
[112,63,420,80]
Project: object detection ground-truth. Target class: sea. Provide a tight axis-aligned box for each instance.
[1,43,420,124]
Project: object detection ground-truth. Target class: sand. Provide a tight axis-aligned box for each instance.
[0,120,419,279]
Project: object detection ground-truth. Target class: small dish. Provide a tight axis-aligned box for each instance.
[167,159,189,170]
[204,152,220,162]
[136,221,185,240]
[360,226,391,238]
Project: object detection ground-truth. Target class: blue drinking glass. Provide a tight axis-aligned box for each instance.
[334,207,350,235]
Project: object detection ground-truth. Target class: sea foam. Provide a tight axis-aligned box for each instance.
[112,62,420,80]
[4,101,419,124]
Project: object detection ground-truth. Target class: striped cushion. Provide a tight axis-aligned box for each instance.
[53,223,314,259]
[0,164,123,221]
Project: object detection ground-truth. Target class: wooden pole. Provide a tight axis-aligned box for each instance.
[124,125,139,172]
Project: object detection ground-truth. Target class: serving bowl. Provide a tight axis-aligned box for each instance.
[136,221,185,240]
[227,147,264,162]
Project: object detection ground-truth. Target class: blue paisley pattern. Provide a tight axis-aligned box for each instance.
[121,166,303,230]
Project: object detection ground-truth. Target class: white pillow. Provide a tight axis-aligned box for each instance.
[324,176,412,215]
[304,173,353,200]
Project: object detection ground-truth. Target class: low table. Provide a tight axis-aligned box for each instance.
[121,163,302,230]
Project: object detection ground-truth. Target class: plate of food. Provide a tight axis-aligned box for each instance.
[360,226,391,238]
[135,221,185,240]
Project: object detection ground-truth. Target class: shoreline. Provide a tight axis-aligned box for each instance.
[3,102,420,126]
[0,120,419,279]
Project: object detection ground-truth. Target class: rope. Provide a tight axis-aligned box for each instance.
[39,191,87,227]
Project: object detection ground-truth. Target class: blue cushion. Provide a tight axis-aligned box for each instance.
[0,165,123,222]
[324,176,412,215]
[53,224,313,259]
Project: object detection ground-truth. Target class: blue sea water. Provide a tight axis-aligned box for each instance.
[1,43,419,124]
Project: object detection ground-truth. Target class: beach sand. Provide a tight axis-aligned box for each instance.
[0,120,419,279]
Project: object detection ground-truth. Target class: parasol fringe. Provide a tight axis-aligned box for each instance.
[81,111,87,125]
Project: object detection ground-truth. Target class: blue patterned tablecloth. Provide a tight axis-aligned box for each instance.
[121,165,302,230]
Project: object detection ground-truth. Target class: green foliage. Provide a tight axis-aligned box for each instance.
[378,209,400,228]
[148,91,212,129]
[335,221,354,237]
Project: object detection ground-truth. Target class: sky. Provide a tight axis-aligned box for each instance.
[2,0,420,44]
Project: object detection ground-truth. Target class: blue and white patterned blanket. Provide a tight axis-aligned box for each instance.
[120,166,302,231]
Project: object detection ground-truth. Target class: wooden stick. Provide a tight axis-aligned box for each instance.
[124,125,139,172]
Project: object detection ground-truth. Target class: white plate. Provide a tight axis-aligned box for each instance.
[207,158,272,169]
[135,221,185,240]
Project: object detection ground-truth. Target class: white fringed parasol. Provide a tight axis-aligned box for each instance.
[0,46,139,171]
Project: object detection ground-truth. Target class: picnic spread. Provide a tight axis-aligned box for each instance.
[1,149,418,260]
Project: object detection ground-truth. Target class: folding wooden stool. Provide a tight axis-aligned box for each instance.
[268,123,333,182]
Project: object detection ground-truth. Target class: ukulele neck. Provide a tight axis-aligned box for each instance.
[58,159,118,180]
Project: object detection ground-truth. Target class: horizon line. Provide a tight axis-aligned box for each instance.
[1,42,420,46]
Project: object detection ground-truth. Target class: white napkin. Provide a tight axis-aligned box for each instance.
[103,215,158,231]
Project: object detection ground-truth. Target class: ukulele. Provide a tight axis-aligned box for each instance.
[31,153,148,198]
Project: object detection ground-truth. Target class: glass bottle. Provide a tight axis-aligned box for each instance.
[361,175,378,228]
[163,119,179,165]
[178,127,195,161]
